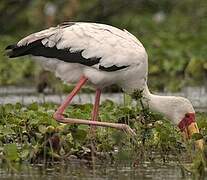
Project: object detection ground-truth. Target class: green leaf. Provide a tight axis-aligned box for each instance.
[35,133,43,139]
[28,118,39,125]
[15,103,22,110]
[204,62,207,70]
[2,127,15,136]
[192,133,203,141]
[3,104,14,113]
[38,125,47,134]
[78,125,89,131]
[4,144,19,161]
[20,149,29,160]
[28,103,38,111]
[46,126,55,133]
[72,129,87,142]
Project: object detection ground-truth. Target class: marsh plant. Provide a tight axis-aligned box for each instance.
[0,93,206,177]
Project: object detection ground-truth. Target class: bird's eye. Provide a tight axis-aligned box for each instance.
[185,113,190,118]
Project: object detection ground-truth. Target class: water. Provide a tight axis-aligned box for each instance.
[0,161,195,180]
[0,86,207,112]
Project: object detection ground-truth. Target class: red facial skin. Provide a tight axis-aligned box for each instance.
[178,113,196,132]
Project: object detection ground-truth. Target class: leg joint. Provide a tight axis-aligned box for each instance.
[53,113,64,121]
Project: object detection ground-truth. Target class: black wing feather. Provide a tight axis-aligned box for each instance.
[6,40,100,66]
[6,39,129,71]
[99,65,129,71]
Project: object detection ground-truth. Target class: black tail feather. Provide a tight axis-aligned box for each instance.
[5,42,40,58]
[5,44,18,50]
[5,44,21,58]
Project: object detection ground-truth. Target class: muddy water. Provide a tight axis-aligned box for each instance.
[0,161,195,180]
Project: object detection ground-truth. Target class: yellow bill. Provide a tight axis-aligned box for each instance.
[182,122,204,150]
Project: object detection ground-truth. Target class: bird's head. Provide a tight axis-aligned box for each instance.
[178,112,203,150]
[159,96,204,150]
[142,88,204,150]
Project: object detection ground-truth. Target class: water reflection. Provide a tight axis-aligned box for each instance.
[0,161,193,180]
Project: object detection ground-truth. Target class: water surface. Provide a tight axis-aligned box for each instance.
[0,161,194,180]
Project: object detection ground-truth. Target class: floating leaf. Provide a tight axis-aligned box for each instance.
[46,126,55,133]
[38,125,46,134]
[55,125,65,132]
[4,144,19,161]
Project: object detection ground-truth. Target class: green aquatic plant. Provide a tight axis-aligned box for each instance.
[0,101,206,177]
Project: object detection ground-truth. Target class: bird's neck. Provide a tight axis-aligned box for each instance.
[143,86,179,124]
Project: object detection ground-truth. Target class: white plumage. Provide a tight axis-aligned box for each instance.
[18,22,147,91]
[6,22,203,148]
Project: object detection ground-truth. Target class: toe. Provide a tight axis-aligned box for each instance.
[53,113,64,120]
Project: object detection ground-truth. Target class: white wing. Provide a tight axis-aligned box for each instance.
[16,22,147,71]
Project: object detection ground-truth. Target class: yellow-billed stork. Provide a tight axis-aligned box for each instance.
[5,22,203,149]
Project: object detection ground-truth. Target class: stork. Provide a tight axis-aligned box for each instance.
[5,22,203,149]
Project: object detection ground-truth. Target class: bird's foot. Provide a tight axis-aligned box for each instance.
[53,113,65,121]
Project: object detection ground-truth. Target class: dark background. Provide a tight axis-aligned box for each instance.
[0,0,207,92]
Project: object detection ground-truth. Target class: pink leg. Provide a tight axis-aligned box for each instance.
[53,77,136,136]
[90,88,101,132]
[53,76,88,120]
[92,88,101,121]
